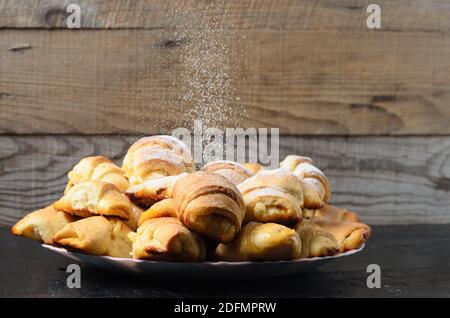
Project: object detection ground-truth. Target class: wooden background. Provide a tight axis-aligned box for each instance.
[1,0,449,225]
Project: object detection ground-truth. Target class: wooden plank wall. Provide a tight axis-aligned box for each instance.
[0,0,449,225]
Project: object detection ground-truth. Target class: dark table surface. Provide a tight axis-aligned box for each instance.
[1,225,449,298]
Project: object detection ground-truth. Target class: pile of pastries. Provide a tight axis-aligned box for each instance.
[12,135,370,262]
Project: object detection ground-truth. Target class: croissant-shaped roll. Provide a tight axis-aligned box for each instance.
[303,205,360,223]
[126,173,187,208]
[138,198,177,226]
[53,181,132,219]
[239,169,304,203]
[280,156,331,209]
[241,187,302,224]
[280,155,313,172]
[295,219,339,258]
[122,136,194,185]
[123,204,144,231]
[237,169,304,224]
[201,160,254,185]
[64,156,129,194]
[294,163,331,208]
[244,163,264,174]
[53,216,132,258]
[126,135,194,170]
[309,218,371,252]
[172,171,245,243]
[130,217,205,262]
[11,206,77,244]
[215,222,301,261]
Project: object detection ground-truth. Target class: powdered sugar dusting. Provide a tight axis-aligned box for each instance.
[167,0,246,130]
[294,162,325,178]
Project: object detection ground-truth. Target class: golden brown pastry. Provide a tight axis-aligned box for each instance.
[280,155,313,171]
[237,169,304,224]
[294,163,331,208]
[295,219,339,258]
[64,156,129,193]
[303,204,360,223]
[241,187,302,224]
[124,204,144,231]
[126,173,187,208]
[239,169,304,203]
[130,217,205,262]
[122,136,194,185]
[53,216,132,258]
[215,222,301,261]
[138,198,177,226]
[125,135,193,169]
[280,155,330,209]
[244,163,264,175]
[53,181,132,219]
[201,160,254,185]
[309,218,371,252]
[11,206,76,244]
[172,171,245,243]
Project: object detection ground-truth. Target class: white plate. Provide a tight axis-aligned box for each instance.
[42,244,365,279]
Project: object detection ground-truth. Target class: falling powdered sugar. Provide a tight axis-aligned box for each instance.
[167,0,246,130]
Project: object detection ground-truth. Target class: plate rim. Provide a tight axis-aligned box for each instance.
[42,243,365,266]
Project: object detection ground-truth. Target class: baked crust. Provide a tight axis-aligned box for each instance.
[215,222,301,261]
[202,160,254,185]
[126,173,187,208]
[122,136,194,185]
[304,204,360,223]
[53,181,132,219]
[295,219,339,258]
[130,217,205,262]
[65,156,129,193]
[238,169,304,224]
[172,171,245,243]
[53,216,133,258]
[12,205,76,244]
[280,155,331,209]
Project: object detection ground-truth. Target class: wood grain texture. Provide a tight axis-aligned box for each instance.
[1,29,450,134]
[1,135,449,225]
[1,0,450,32]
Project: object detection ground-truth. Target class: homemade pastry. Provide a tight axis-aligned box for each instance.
[124,204,144,231]
[53,181,132,219]
[244,163,264,174]
[126,173,187,208]
[215,222,301,261]
[294,163,331,208]
[295,219,339,258]
[201,160,254,185]
[64,156,129,193]
[138,198,177,226]
[308,218,371,252]
[304,204,360,223]
[280,155,331,209]
[238,169,304,224]
[172,171,245,243]
[11,144,372,262]
[279,155,313,171]
[130,217,205,262]
[11,206,77,244]
[122,136,194,185]
[53,216,132,258]
[125,135,194,169]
